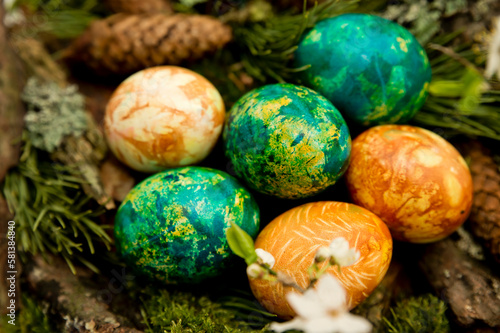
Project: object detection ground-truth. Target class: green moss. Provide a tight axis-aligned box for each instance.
[141,289,268,333]
[383,294,450,333]
[1,295,54,333]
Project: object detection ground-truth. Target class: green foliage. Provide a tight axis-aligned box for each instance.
[22,77,88,153]
[175,0,210,11]
[412,34,500,140]
[226,222,258,265]
[383,294,450,333]
[1,294,54,333]
[230,0,360,82]
[220,291,277,329]
[2,136,111,274]
[141,289,268,333]
[12,0,102,38]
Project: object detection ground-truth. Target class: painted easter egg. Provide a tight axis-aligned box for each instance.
[223,83,351,199]
[104,66,225,172]
[249,201,392,319]
[294,13,432,126]
[114,166,260,283]
[345,125,473,243]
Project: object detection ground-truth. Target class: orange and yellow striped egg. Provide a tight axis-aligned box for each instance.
[249,201,392,319]
[104,66,225,173]
[345,125,473,243]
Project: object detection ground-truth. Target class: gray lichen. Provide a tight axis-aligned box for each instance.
[383,0,467,45]
[22,77,88,153]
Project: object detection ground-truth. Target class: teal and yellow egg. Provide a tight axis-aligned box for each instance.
[114,166,260,283]
[294,13,432,126]
[223,83,351,199]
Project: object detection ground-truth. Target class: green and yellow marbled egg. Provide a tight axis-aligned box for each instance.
[114,166,260,283]
[223,83,351,199]
[294,14,432,126]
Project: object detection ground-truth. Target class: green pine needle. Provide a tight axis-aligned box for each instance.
[412,35,500,140]
[2,135,112,273]
[12,0,102,38]
[231,0,360,83]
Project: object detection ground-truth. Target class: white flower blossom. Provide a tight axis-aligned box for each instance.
[328,237,360,267]
[270,274,372,333]
[315,246,332,263]
[247,263,265,279]
[486,17,500,79]
[255,248,275,268]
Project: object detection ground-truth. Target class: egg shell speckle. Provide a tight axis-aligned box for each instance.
[114,167,260,284]
[249,201,392,319]
[294,13,431,126]
[345,125,473,243]
[224,83,351,199]
[105,66,225,172]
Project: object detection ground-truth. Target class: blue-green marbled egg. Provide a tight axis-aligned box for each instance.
[114,166,260,284]
[223,83,351,199]
[294,13,432,126]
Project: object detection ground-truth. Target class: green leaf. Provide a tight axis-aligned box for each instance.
[226,223,258,265]
[428,80,464,97]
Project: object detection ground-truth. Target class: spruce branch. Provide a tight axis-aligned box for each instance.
[229,0,360,82]
[412,34,500,141]
[2,135,112,274]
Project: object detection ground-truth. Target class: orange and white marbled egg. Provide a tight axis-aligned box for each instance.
[345,125,473,243]
[249,201,392,319]
[104,66,225,172]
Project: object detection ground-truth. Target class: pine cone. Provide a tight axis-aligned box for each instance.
[64,13,233,76]
[462,141,500,263]
[105,0,173,14]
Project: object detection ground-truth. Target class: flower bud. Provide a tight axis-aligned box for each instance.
[256,248,275,268]
[314,246,332,263]
[247,263,266,279]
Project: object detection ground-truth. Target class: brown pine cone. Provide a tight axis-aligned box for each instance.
[105,0,173,14]
[64,13,233,76]
[462,141,500,263]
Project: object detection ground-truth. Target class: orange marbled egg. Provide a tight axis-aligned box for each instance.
[249,201,392,319]
[345,125,473,243]
[104,66,225,172]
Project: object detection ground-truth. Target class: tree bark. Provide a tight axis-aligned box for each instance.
[0,1,25,314]
[0,2,25,181]
[419,238,500,328]
[26,255,144,333]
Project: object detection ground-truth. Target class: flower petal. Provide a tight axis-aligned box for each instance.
[270,318,308,333]
[328,312,373,333]
[315,246,333,262]
[315,274,347,311]
[329,237,360,267]
[337,248,360,267]
[246,263,264,279]
[329,237,350,254]
[255,248,275,268]
[286,289,328,318]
